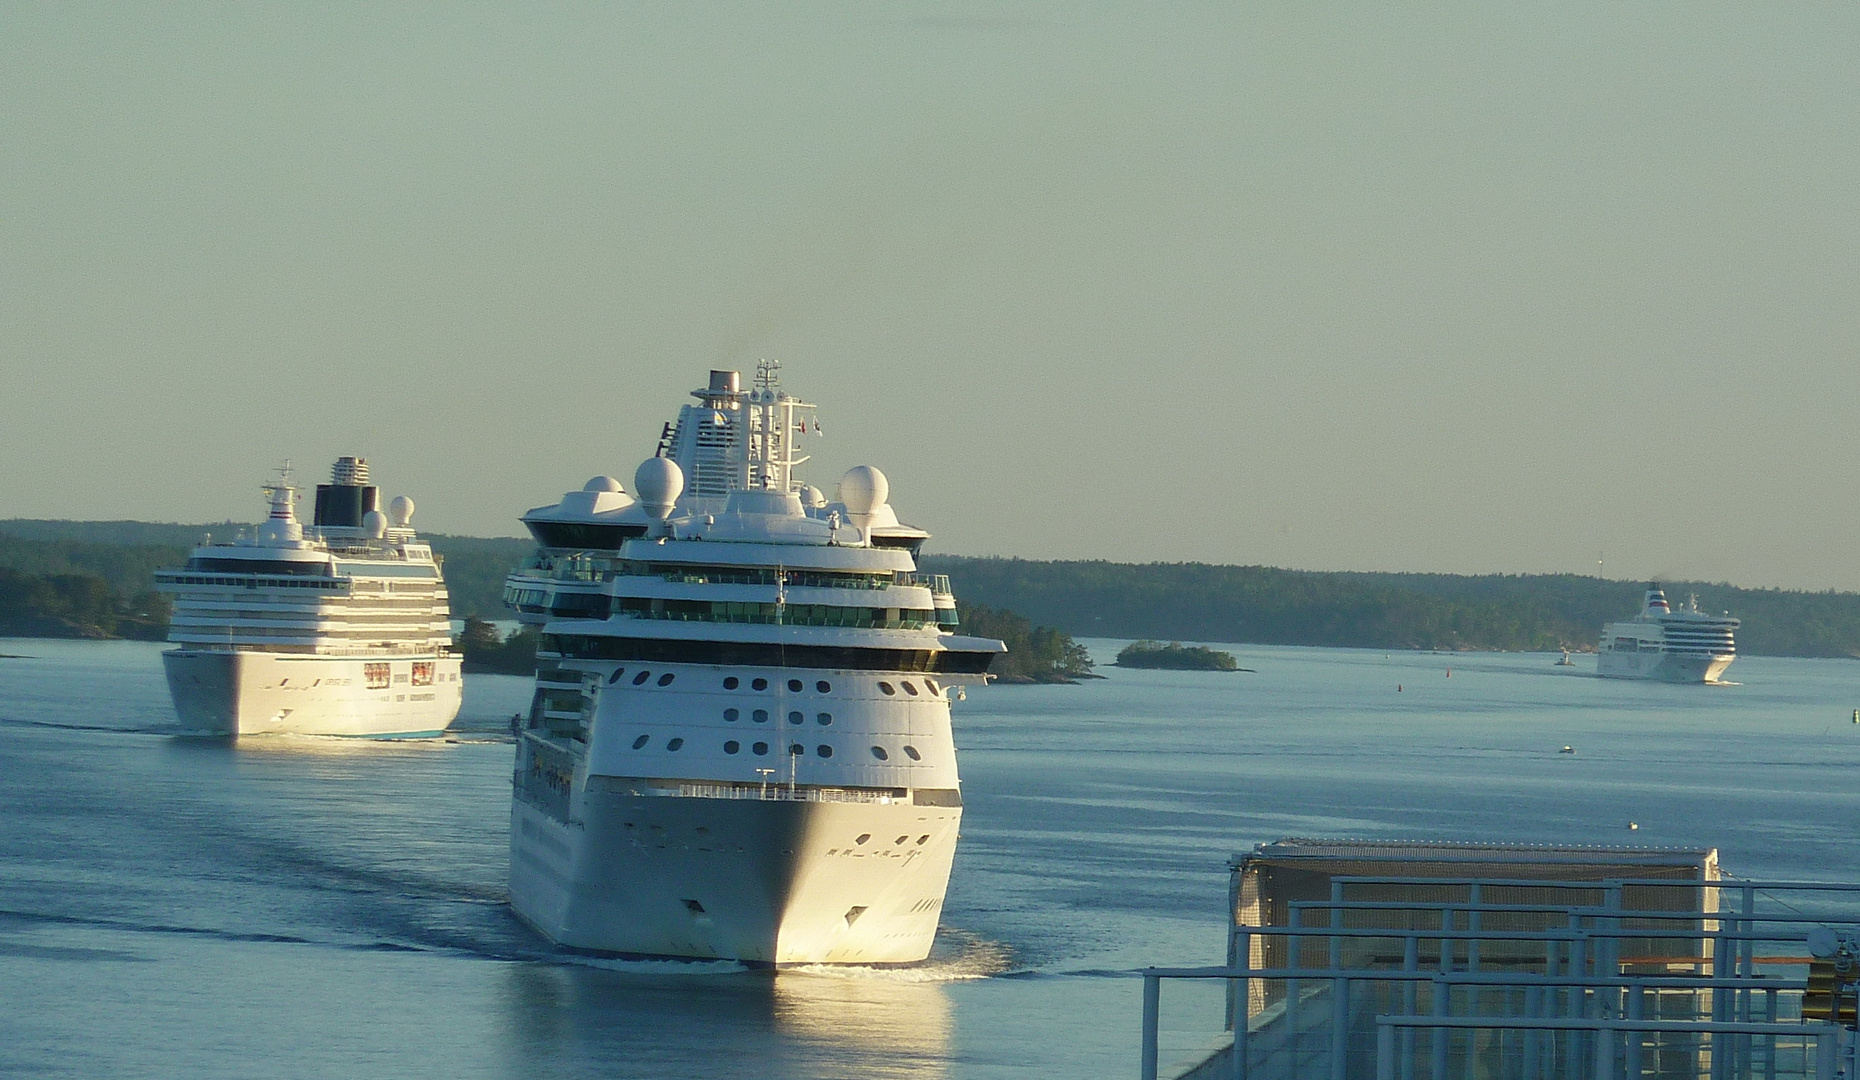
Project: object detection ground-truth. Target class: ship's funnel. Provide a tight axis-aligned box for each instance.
[709,370,741,394]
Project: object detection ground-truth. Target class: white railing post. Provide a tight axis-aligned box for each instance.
[1141,971,1160,1080]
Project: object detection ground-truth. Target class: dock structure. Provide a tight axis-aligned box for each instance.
[1140,839,1860,1080]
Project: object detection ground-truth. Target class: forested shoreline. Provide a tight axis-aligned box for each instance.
[10,520,1860,662]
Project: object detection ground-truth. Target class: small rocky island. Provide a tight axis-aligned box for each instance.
[1115,640,1242,671]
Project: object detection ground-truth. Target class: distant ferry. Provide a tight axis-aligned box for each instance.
[153,457,462,736]
[1596,585,1738,684]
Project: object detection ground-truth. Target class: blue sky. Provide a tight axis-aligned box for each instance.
[5,3,1858,588]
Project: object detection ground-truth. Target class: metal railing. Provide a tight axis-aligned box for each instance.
[1140,878,1860,1080]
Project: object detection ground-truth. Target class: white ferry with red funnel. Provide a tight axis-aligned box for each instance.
[153,458,462,736]
[503,363,1005,965]
[1596,584,1739,683]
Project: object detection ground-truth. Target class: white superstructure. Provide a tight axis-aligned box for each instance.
[505,364,1004,965]
[154,458,463,736]
[1596,584,1739,683]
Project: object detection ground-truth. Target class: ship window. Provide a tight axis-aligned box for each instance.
[723,676,739,690]
[666,737,684,751]
[816,680,831,694]
[816,712,832,726]
[608,668,626,684]
[916,834,929,845]
[787,678,803,692]
[724,740,740,754]
[903,745,921,761]
[878,681,896,696]
[870,746,889,761]
[789,743,804,755]
[855,833,871,845]
[724,708,739,722]
[752,741,769,756]
[816,745,833,758]
[752,677,769,691]
[632,735,650,749]
[895,835,908,845]
[787,710,803,725]
[657,673,675,687]
[752,709,769,723]
[632,670,651,686]
[901,681,919,696]
[925,679,940,695]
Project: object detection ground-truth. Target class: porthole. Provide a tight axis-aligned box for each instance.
[916,834,929,845]
[632,670,651,686]
[878,682,896,696]
[666,737,684,751]
[632,735,650,750]
[608,668,626,685]
[895,835,909,845]
[724,708,739,722]
[789,743,804,755]
[855,833,871,845]
[816,680,831,693]
[724,740,740,754]
[787,710,803,725]
[752,741,769,756]
[787,678,803,692]
[870,746,889,761]
[902,681,919,696]
[657,672,675,687]
[752,709,769,724]
[723,676,739,690]
[903,745,922,761]
[816,745,833,758]
[816,712,832,726]
[752,677,769,691]
[925,678,940,695]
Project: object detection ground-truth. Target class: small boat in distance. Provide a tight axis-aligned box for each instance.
[1596,584,1738,684]
[153,457,463,736]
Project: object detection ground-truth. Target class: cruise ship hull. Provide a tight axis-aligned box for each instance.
[163,650,463,736]
[1595,650,1734,684]
[510,783,959,965]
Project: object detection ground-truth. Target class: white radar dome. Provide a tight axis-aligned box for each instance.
[362,510,388,539]
[388,495,415,526]
[584,475,624,493]
[800,484,826,509]
[635,456,684,519]
[837,465,889,517]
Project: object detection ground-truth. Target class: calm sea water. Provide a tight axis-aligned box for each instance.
[3,639,1859,1078]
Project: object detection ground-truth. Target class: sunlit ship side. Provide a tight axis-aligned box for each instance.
[504,364,1004,965]
[1596,584,1739,684]
[153,458,462,736]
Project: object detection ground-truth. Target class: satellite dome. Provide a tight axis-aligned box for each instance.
[635,457,684,519]
[837,466,889,517]
[362,510,388,539]
[388,495,415,526]
[584,475,624,493]
[800,484,826,509]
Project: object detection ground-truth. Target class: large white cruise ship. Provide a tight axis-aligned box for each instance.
[1596,584,1739,683]
[504,364,1005,965]
[154,457,463,736]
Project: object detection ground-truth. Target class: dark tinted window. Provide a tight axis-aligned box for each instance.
[787,679,803,692]
[666,738,684,751]
[724,740,740,754]
[787,711,803,725]
[632,735,649,749]
[815,680,831,693]
[752,742,769,756]
[903,745,922,761]
[632,670,650,686]
[752,709,768,723]
[870,746,889,761]
[723,676,739,690]
[657,673,675,687]
[724,708,739,722]
[751,677,769,691]
[816,745,833,758]
[816,712,832,726]
[877,682,895,696]
[608,668,626,684]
